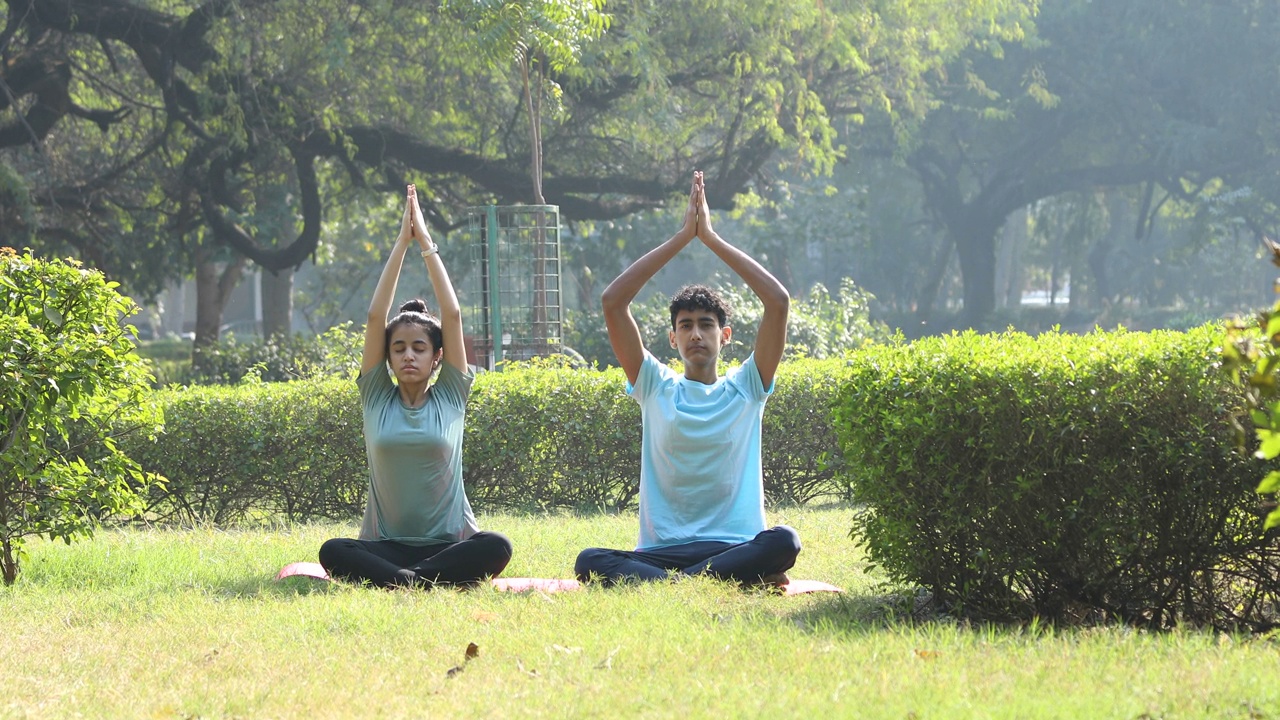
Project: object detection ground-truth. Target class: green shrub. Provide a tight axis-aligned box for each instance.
[717,279,890,361]
[833,325,1279,630]
[466,359,642,511]
[135,338,194,387]
[124,375,367,525]
[764,358,849,505]
[0,248,161,584]
[1222,242,1280,531]
[185,323,363,385]
[126,359,849,522]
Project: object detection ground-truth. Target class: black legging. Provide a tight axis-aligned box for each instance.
[574,525,801,585]
[318,531,513,589]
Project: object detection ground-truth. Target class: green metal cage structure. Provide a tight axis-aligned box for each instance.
[462,205,563,370]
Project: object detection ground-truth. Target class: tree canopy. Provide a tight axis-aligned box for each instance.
[1,0,1034,280]
[903,0,1280,322]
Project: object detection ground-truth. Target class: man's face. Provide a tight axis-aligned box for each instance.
[669,308,731,365]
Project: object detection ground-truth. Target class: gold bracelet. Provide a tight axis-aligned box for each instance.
[420,246,439,257]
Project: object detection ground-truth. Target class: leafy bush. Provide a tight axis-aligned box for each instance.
[124,359,849,522]
[718,278,890,361]
[470,357,851,508]
[763,359,848,504]
[0,248,161,584]
[467,358,852,508]
[1222,240,1280,531]
[124,375,367,525]
[135,338,194,387]
[561,306,618,370]
[833,325,1279,630]
[184,323,363,385]
[466,359,642,511]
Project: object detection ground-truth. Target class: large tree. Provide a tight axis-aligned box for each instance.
[2,0,1036,343]
[902,0,1280,324]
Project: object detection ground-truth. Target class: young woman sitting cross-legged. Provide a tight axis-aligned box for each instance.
[318,185,512,588]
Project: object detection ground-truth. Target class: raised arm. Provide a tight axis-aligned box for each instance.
[694,173,790,388]
[601,174,701,384]
[408,185,467,374]
[361,190,415,375]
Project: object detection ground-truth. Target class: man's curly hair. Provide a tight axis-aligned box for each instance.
[668,284,731,329]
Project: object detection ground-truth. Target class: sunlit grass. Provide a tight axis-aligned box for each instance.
[2,507,1276,719]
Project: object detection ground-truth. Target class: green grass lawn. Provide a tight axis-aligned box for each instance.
[2,506,1275,719]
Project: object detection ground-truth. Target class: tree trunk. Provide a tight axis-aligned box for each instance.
[1049,248,1062,307]
[192,247,247,364]
[261,267,294,338]
[1090,190,1132,305]
[994,222,1013,311]
[953,217,1001,326]
[524,56,550,351]
[193,259,221,351]
[160,277,186,337]
[996,207,1029,308]
[914,235,955,329]
[2,536,15,585]
[1006,208,1028,308]
[910,151,1004,327]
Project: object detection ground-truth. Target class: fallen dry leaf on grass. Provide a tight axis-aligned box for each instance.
[446,642,481,678]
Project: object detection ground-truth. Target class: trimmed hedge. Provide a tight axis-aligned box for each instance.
[833,325,1279,630]
[123,377,367,524]
[122,360,850,523]
[463,362,642,512]
[763,359,847,504]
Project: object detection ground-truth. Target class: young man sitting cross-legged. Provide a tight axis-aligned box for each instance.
[574,171,801,586]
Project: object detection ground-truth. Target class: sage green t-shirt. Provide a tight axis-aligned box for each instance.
[356,362,478,545]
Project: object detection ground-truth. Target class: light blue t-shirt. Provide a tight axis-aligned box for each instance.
[628,351,772,550]
[356,362,479,545]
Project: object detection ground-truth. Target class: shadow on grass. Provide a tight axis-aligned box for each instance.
[779,588,935,635]
[237,574,339,598]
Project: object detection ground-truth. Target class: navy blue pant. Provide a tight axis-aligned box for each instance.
[574,526,801,585]
[318,531,513,589]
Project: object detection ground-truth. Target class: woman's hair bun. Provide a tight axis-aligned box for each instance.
[398,298,428,314]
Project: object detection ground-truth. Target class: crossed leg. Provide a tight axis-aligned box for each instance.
[319,531,513,589]
[574,526,801,586]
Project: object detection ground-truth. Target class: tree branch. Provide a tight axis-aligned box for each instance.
[200,146,322,271]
